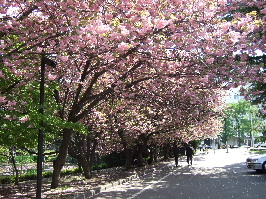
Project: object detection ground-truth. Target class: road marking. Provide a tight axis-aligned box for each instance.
[127,171,173,199]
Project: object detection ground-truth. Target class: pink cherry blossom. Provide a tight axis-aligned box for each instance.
[7,100,17,106]
[154,19,169,29]
[117,42,130,53]
[93,21,111,34]
[119,25,130,36]
[220,22,231,33]
[261,8,266,14]
[0,96,7,103]
[3,115,12,120]
[218,0,228,5]
[48,73,57,80]
[19,116,29,123]
[0,70,4,78]
[58,55,68,62]
[206,58,214,64]
[260,108,266,114]
[1,0,265,188]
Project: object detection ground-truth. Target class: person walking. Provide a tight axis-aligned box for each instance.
[173,144,180,167]
[186,144,194,165]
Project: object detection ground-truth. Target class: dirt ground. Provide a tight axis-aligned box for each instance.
[0,163,163,199]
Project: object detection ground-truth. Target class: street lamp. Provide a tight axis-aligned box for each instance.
[250,107,254,148]
[36,55,56,199]
[224,117,229,153]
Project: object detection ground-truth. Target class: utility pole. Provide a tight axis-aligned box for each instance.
[250,106,254,148]
[36,56,45,199]
[36,55,56,199]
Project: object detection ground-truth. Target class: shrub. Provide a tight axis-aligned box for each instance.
[43,171,53,178]
[0,155,8,164]
[0,176,14,184]
[92,162,108,171]
[100,151,126,168]
[26,169,37,175]
[15,155,35,164]
[61,168,81,175]
[0,168,81,184]
[19,173,37,181]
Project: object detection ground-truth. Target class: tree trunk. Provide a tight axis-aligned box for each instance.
[148,145,156,165]
[81,160,92,179]
[137,144,144,167]
[154,145,158,162]
[10,149,19,185]
[51,162,62,189]
[137,152,144,167]
[77,162,82,173]
[163,143,170,160]
[117,129,133,170]
[67,130,99,179]
[125,147,133,170]
[51,129,72,189]
[137,133,149,167]
[68,145,93,179]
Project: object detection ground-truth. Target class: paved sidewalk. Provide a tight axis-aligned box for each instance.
[83,148,264,199]
[70,151,210,199]
[69,161,172,199]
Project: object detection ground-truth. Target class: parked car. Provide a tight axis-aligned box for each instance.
[254,143,266,148]
[246,154,266,173]
[254,143,261,148]
[204,145,212,149]
[261,143,266,148]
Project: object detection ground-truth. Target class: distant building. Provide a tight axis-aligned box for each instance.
[225,87,244,104]
[204,87,246,148]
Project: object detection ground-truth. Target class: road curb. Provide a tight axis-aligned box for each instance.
[69,153,206,199]
[69,162,172,199]
[69,172,140,198]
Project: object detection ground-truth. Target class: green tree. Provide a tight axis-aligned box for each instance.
[246,55,266,139]
[221,100,264,146]
[236,3,266,138]
[0,63,86,172]
[221,113,236,145]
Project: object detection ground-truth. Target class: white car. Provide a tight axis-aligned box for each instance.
[246,154,266,173]
[254,143,261,148]
[261,143,266,148]
[254,143,266,148]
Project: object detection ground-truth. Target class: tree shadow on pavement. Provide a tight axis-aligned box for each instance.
[89,156,266,199]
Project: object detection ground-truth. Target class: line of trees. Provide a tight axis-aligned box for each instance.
[1,0,265,189]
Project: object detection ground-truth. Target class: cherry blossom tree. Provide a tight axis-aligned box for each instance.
[67,110,107,179]
[1,0,265,188]
[94,81,225,169]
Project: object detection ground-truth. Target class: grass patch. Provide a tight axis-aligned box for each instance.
[0,167,81,184]
[250,149,266,154]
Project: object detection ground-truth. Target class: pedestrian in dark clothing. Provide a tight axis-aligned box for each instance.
[186,145,194,165]
[173,144,180,167]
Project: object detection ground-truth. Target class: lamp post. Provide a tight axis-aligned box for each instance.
[250,107,254,148]
[224,117,229,153]
[36,55,56,199]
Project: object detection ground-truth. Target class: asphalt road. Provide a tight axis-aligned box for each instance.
[90,148,266,199]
